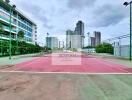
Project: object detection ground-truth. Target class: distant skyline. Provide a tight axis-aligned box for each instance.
[10,0,130,45]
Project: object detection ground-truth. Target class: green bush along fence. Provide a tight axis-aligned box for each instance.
[0,39,43,57]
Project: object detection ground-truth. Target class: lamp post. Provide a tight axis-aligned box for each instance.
[118,37,121,57]
[46,33,49,48]
[124,1,132,61]
[87,32,90,46]
[9,4,16,59]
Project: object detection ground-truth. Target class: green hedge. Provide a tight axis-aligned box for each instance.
[95,43,114,54]
[0,39,43,56]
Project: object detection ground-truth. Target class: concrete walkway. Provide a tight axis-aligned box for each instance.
[0,53,41,66]
[91,53,132,67]
[0,73,132,100]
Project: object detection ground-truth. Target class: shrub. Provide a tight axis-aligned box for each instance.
[0,39,43,56]
[95,43,114,54]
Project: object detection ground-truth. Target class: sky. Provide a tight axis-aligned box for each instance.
[11,0,130,46]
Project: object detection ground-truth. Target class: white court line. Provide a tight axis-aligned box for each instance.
[0,71,132,75]
[0,54,131,75]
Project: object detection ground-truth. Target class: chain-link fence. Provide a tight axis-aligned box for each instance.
[103,34,131,58]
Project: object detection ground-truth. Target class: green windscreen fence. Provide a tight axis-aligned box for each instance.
[0,39,42,57]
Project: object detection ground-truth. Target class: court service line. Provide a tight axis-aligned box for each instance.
[0,70,132,75]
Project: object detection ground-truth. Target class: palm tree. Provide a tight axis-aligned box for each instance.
[17,31,24,39]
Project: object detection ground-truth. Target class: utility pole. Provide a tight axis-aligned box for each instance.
[87,32,90,46]
[124,1,132,61]
[59,41,61,49]
[46,33,49,48]
[130,3,132,61]
[63,41,64,48]
[118,37,121,57]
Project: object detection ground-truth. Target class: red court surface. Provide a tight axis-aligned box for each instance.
[1,53,132,73]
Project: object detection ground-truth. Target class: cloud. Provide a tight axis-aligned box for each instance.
[11,0,129,44]
[90,4,128,27]
[16,1,50,27]
[68,0,97,9]
[43,23,54,29]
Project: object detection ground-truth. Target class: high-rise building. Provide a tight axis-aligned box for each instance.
[46,37,58,49]
[94,31,101,46]
[75,21,84,35]
[66,21,85,49]
[90,37,95,46]
[66,30,74,49]
[74,20,85,48]
[66,29,82,49]
[90,31,101,46]
[0,0,37,44]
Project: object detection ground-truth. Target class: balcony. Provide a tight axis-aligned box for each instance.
[0,34,16,40]
[0,6,17,19]
[0,15,16,25]
[3,26,17,33]
[0,34,33,44]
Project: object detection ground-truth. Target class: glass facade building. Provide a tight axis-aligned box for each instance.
[0,0,37,44]
[46,37,59,49]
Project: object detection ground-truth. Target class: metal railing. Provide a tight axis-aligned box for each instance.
[103,34,130,45]
[0,15,16,25]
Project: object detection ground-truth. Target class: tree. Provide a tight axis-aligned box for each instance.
[18,31,24,39]
[0,23,4,34]
[95,43,114,54]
